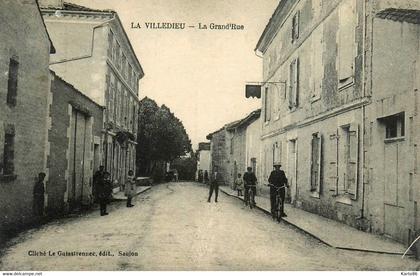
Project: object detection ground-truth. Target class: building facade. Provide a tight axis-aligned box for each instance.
[47,71,104,214]
[0,0,55,235]
[39,0,144,188]
[196,142,211,181]
[226,110,262,189]
[256,0,420,246]
[206,125,234,185]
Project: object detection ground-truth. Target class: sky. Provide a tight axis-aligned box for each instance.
[72,0,279,149]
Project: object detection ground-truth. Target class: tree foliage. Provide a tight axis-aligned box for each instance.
[136,97,192,176]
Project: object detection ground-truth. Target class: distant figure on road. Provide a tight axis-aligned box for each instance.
[95,171,112,216]
[243,167,257,205]
[203,170,209,184]
[268,162,288,218]
[234,173,244,196]
[125,170,136,208]
[33,172,46,217]
[208,167,221,203]
[93,165,105,198]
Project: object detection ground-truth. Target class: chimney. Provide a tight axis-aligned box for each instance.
[38,0,64,9]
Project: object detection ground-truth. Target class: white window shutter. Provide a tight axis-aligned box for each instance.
[328,131,338,194]
[347,123,359,199]
[295,58,300,107]
[338,0,356,81]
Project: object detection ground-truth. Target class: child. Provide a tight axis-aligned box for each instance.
[234,173,244,196]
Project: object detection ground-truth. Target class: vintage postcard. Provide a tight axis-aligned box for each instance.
[0,0,420,273]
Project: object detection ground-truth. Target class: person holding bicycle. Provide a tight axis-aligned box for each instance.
[243,167,257,206]
[268,162,289,218]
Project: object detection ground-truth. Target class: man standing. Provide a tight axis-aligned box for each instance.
[94,166,111,216]
[208,166,221,203]
[243,167,257,205]
[33,172,46,217]
[268,162,288,218]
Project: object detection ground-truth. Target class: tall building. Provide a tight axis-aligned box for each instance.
[256,0,420,246]
[0,0,55,234]
[39,0,144,188]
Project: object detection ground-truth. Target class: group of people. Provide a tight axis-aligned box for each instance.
[92,166,137,216]
[207,163,289,218]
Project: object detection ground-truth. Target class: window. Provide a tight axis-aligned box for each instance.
[289,58,299,109]
[310,133,322,193]
[292,10,300,43]
[2,125,15,176]
[379,112,405,139]
[338,0,356,84]
[7,57,19,106]
[340,124,359,198]
[311,25,324,100]
[273,141,281,164]
[264,87,271,122]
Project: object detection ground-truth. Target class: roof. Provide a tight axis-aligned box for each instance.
[50,70,105,110]
[206,109,261,140]
[41,2,144,77]
[35,0,56,53]
[226,109,261,131]
[255,0,296,54]
[198,142,210,151]
[376,8,420,24]
[62,2,113,12]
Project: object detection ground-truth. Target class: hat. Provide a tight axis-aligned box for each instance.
[273,162,281,167]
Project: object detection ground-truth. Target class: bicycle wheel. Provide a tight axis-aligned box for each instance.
[249,189,254,209]
[276,195,282,222]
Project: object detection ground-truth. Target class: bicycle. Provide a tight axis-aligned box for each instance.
[267,183,286,222]
[244,184,257,209]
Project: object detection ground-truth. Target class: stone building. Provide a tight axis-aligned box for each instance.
[226,109,262,189]
[47,71,104,214]
[256,0,420,247]
[0,0,55,235]
[39,0,144,188]
[206,123,236,185]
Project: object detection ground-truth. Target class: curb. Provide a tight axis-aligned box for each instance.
[111,186,152,202]
[220,188,411,256]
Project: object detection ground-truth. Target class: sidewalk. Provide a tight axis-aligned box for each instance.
[220,186,412,256]
[112,186,152,201]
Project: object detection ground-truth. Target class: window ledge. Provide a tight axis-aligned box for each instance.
[335,194,353,205]
[338,77,354,91]
[310,95,321,103]
[0,174,17,182]
[310,190,320,199]
[384,137,405,143]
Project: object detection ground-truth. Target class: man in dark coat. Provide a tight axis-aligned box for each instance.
[94,166,112,216]
[268,162,288,217]
[33,172,46,217]
[208,166,221,203]
[243,167,257,205]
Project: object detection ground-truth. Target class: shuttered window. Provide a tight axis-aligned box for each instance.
[289,58,299,109]
[311,24,324,100]
[7,57,19,107]
[292,10,300,43]
[338,0,356,83]
[264,87,271,122]
[310,133,322,192]
[327,131,339,195]
[2,125,15,176]
[346,123,359,198]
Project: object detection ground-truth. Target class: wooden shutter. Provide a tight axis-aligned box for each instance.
[295,58,300,107]
[289,59,299,109]
[328,131,339,195]
[310,134,320,191]
[338,0,356,81]
[346,123,359,198]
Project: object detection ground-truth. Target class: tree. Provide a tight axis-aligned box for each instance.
[136,97,192,178]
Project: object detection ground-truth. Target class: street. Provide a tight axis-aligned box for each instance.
[0,182,418,271]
